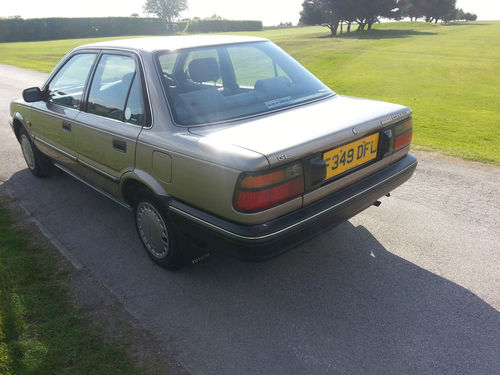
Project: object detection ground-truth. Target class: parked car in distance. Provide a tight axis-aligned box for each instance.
[9,35,417,270]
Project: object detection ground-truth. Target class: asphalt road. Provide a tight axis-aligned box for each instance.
[1,64,499,375]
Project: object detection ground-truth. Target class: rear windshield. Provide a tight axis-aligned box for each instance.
[156,41,334,126]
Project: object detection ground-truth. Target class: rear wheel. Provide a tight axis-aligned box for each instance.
[19,127,53,177]
[134,190,185,270]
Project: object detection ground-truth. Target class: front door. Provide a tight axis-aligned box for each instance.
[31,53,98,167]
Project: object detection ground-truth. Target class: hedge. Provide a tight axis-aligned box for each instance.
[184,19,263,33]
[0,17,181,43]
[0,17,263,43]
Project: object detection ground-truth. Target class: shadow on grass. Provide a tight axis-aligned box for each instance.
[322,28,437,40]
[442,22,490,27]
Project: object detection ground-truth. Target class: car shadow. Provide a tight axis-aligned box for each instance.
[1,168,499,374]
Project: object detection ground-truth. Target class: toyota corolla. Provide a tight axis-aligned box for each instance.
[9,35,417,270]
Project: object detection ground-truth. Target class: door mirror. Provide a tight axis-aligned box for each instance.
[22,87,43,102]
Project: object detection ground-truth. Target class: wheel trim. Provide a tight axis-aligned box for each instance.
[20,134,36,170]
[136,202,169,259]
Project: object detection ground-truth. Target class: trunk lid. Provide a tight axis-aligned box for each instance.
[188,95,411,168]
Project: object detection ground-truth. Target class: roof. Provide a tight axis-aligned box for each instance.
[77,35,269,53]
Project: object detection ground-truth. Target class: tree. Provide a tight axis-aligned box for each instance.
[352,0,399,31]
[399,0,424,21]
[464,12,477,21]
[143,0,188,25]
[417,0,456,23]
[300,0,341,36]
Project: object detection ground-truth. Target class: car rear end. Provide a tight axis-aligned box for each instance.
[168,99,416,260]
[153,37,417,260]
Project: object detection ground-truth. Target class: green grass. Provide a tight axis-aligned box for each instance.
[0,202,143,375]
[0,22,499,164]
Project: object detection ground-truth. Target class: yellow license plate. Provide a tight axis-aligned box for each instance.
[323,133,379,180]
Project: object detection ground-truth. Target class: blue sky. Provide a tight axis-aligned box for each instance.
[1,0,498,26]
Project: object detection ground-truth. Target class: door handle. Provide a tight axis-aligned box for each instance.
[113,139,127,153]
[62,121,72,132]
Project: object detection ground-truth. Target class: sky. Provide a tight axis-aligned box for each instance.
[1,0,499,26]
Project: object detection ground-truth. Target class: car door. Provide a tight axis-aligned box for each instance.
[30,53,98,167]
[71,52,149,197]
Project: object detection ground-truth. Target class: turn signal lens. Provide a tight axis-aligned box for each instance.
[240,169,287,189]
[234,162,304,212]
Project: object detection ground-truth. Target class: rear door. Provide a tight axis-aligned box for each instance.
[71,52,149,196]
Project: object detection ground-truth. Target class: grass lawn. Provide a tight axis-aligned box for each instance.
[0,202,143,375]
[0,22,499,164]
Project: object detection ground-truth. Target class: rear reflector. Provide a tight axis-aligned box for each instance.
[394,129,413,151]
[234,162,304,212]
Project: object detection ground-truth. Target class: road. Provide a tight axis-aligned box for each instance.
[1,63,499,375]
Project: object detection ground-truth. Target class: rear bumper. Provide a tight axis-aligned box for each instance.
[167,153,417,261]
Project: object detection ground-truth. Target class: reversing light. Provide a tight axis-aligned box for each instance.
[234,162,304,212]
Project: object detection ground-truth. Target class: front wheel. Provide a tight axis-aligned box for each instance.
[19,127,53,177]
[134,191,185,270]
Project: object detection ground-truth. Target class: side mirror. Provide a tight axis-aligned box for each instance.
[22,87,43,103]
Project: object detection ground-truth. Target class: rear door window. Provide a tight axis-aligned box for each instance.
[87,54,137,121]
[124,74,146,125]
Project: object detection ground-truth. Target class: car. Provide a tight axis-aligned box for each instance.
[9,35,417,270]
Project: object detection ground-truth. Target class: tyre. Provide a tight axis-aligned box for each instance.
[19,127,53,177]
[134,190,185,270]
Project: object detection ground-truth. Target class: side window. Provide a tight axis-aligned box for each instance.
[47,53,97,109]
[124,74,145,125]
[87,54,136,121]
[227,46,288,88]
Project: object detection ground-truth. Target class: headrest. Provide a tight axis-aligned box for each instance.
[188,58,220,83]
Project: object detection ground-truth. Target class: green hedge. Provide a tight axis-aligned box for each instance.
[0,17,182,42]
[184,19,263,33]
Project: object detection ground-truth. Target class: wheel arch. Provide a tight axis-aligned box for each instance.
[12,112,27,142]
[120,170,168,207]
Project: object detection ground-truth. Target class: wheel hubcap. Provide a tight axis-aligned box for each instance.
[136,202,169,259]
[20,134,36,170]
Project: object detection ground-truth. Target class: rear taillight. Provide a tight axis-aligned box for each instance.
[394,128,413,151]
[382,118,413,156]
[234,162,304,212]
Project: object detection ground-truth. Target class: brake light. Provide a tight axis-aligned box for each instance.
[394,129,413,151]
[234,162,304,212]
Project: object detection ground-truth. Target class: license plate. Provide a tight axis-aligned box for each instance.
[323,133,379,180]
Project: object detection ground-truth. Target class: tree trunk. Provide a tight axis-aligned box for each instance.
[347,22,351,33]
[340,20,343,35]
[329,21,339,36]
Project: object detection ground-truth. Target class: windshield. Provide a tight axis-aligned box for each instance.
[156,41,334,126]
